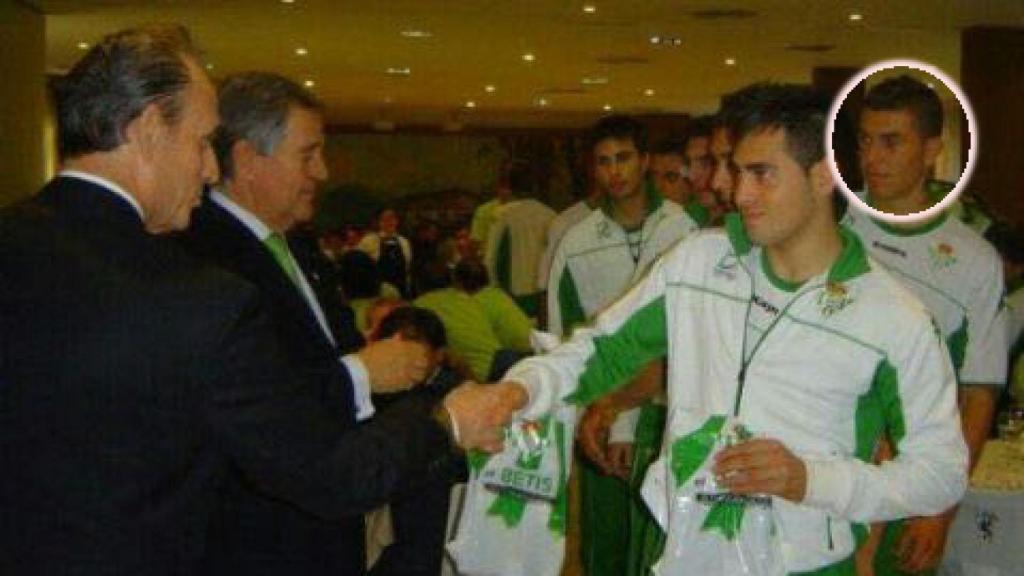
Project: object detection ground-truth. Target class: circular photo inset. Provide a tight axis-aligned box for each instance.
[827,59,977,225]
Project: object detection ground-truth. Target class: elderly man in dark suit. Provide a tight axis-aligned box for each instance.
[176,71,448,575]
[0,25,525,576]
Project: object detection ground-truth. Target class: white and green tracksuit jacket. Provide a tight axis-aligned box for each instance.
[546,188,697,337]
[844,208,1007,386]
[508,215,968,573]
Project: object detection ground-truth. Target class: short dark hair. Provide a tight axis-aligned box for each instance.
[684,115,714,146]
[724,83,831,171]
[650,138,685,157]
[214,72,323,180]
[588,114,649,154]
[453,258,489,293]
[376,306,448,350]
[863,75,943,138]
[53,25,199,159]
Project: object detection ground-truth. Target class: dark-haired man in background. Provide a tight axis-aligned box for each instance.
[846,74,1006,575]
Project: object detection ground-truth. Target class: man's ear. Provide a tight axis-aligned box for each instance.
[923,136,944,170]
[231,139,260,180]
[809,160,835,199]
[126,102,167,158]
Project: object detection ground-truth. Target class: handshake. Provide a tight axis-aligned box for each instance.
[358,335,529,453]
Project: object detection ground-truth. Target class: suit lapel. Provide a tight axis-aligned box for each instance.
[194,199,337,354]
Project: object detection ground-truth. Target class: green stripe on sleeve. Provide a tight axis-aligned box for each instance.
[946,316,968,374]
[874,358,907,451]
[557,266,587,334]
[565,296,668,405]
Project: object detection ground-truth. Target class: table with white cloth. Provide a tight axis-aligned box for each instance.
[941,440,1024,575]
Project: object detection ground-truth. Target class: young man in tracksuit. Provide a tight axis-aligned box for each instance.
[501,83,968,575]
[845,75,1006,575]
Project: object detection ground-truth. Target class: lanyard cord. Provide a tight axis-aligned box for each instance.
[732,256,825,416]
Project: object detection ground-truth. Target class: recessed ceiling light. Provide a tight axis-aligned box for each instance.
[582,77,608,85]
[303,79,315,88]
[465,100,477,109]
[485,85,496,93]
[76,42,89,50]
[725,57,737,66]
[205,63,214,71]
[603,104,613,111]
[583,5,597,13]
[383,96,393,104]
[295,47,308,56]
[927,82,935,89]
[401,29,433,38]
[386,67,412,76]
[281,0,295,4]
[644,88,655,96]
[522,52,536,62]
[649,35,682,46]
[848,13,863,21]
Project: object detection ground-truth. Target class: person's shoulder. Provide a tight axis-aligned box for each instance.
[658,227,733,271]
[851,255,937,332]
[939,214,1002,272]
[557,209,607,250]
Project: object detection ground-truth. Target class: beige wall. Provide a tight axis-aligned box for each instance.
[0,0,47,207]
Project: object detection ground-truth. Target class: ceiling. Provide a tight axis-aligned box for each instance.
[31,0,1024,129]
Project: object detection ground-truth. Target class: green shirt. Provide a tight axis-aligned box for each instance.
[473,285,534,352]
[415,288,502,381]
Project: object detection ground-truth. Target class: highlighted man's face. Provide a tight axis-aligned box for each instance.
[858,108,942,205]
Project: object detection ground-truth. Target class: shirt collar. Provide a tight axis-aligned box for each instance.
[58,169,144,220]
[725,211,870,283]
[210,188,273,241]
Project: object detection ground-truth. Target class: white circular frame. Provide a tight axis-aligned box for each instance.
[826,59,978,224]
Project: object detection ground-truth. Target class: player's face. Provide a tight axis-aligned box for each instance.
[648,153,687,204]
[593,137,649,203]
[858,108,941,206]
[710,127,736,212]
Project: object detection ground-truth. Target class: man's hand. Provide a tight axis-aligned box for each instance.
[606,442,634,480]
[443,381,527,452]
[578,399,620,473]
[713,438,807,502]
[894,513,954,573]
[358,336,431,393]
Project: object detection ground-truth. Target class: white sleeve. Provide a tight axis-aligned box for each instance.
[960,251,1008,386]
[544,239,570,338]
[507,256,671,421]
[802,316,968,523]
[340,354,376,421]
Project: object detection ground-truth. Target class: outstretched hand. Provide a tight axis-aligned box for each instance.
[443,380,528,452]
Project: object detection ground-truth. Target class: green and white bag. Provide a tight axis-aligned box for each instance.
[446,406,575,576]
[645,410,786,576]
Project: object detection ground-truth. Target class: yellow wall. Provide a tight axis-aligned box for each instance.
[0,0,47,207]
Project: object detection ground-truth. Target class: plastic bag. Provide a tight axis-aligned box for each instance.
[645,411,786,576]
[446,406,575,576]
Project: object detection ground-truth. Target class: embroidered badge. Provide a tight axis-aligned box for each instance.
[928,242,957,269]
[817,281,854,317]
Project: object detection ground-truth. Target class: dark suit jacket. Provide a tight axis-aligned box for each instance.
[0,177,449,576]
[177,195,391,575]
